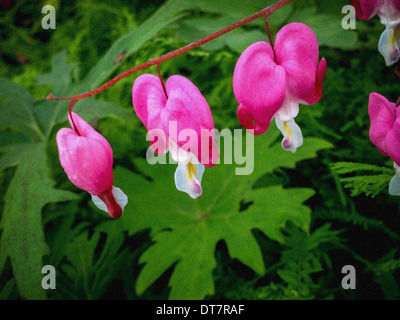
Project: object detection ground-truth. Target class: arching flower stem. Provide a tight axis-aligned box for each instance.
[157,63,168,99]
[46,0,294,104]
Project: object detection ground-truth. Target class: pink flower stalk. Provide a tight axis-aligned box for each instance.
[132,74,220,199]
[368,92,400,195]
[351,0,400,66]
[56,112,128,218]
[233,22,326,153]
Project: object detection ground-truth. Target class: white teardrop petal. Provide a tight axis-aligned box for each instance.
[112,186,128,212]
[174,159,205,199]
[91,194,107,213]
[275,118,303,153]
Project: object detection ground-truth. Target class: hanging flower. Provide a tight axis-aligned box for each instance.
[351,0,400,66]
[132,74,220,199]
[233,22,326,153]
[56,112,128,218]
[368,92,400,195]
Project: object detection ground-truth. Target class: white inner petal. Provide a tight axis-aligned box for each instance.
[91,186,128,213]
[92,194,107,213]
[112,186,128,211]
[174,153,205,199]
[389,174,400,196]
[378,25,400,66]
[388,162,400,196]
[394,161,400,175]
[168,139,191,164]
[275,118,303,153]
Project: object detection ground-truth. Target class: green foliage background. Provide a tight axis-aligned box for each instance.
[0,0,399,300]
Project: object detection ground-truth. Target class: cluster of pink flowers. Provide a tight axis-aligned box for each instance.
[57,5,400,218]
[55,3,400,219]
[130,22,326,201]
[55,5,400,220]
[55,22,328,218]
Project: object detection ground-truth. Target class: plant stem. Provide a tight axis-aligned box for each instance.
[47,0,294,102]
[265,15,277,63]
[68,100,81,136]
[157,63,168,99]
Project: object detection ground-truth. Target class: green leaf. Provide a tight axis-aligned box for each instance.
[77,0,199,92]
[330,161,394,197]
[45,208,90,268]
[34,51,80,138]
[274,223,343,299]
[367,249,400,300]
[0,279,16,300]
[0,78,44,142]
[61,222,127,300]
[188,0,292,28]
[115,127,332,299]
[315,0,351,16]
[0,143,77,300]
[330,162,394,175]
[36,51,78,97]
[176,17,267,53]
[289,8,359,50]
[174,0,293,54]
[34,52,132,138]
[0,54,82,300]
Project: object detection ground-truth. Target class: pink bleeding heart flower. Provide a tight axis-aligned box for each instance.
[368,92,400,195]
[56,112,128,218]
[351,0,400,66]
[233,22,326,153]
[132,74,220,199]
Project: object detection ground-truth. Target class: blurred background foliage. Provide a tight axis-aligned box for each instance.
[0,0,399,300]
